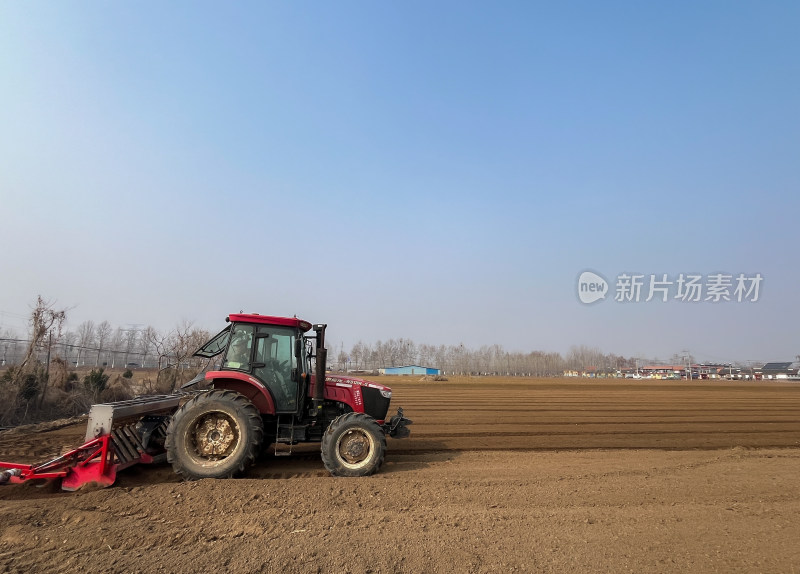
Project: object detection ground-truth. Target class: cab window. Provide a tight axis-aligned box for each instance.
[194,326,231,358]
[223,324,254,370]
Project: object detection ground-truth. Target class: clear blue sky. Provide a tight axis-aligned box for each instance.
[1,1,798,363]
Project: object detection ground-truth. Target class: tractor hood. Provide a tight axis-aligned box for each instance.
[322,374,393,396]
[313,374,394,421]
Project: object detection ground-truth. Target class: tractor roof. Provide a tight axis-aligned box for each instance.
[228,313,312,332]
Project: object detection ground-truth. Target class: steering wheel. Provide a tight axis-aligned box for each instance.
[266,358,291,392]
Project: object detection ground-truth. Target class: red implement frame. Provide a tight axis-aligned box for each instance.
[0,395,181,490]
[0,435,125,490]
[0,429,162,491]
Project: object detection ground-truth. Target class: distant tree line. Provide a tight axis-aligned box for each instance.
[0,301,660,380]
[330,339,638,376]
[3,330,639,377]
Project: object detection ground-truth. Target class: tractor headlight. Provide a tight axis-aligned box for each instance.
[380,390,392,399]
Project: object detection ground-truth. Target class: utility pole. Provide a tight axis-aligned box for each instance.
[681,350,691,380]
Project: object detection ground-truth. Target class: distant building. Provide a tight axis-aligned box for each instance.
[761,362,800,379]
[379,365,441,376]
[641,364,686,379]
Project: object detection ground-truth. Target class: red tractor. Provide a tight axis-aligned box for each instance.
[167,313,411,479]
[0,314,411,489]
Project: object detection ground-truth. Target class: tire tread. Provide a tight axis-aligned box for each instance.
[166,390,263,480]
[321,412,386,477]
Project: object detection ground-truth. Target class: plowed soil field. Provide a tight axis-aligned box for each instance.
[1,377,799,573]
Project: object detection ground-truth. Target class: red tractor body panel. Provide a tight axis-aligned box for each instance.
[205,371,277,414]
[206,371,393,421]
[319,374,393,423]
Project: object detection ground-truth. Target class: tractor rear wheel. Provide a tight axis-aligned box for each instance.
[321,412,386,477]
[166,390,263,480]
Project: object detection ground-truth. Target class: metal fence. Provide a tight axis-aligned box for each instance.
[0,338,200,370]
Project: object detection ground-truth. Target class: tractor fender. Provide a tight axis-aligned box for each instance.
[205,371,277,415]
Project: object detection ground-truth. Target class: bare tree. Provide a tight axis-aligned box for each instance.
[95,321,112,367]
[123,328,139,367]
[18,296,66,372]
[400,339,417,366]
[350,341,366,371]
[418,343,436,368]
[149,321,210,392]
[62,331,78,366]
[76,320,95,367]
[139,326,156,368]
[15,296,68,409]
[373,340,388,369]
[337,347,348,372]
[109,328,125,368]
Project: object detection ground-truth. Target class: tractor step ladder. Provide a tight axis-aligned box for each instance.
[273,417,294,457]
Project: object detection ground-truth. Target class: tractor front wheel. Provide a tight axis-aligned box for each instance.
[166,390,263,480]
[321,412,386,477]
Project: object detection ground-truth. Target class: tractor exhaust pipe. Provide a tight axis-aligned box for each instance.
[312,324,327,415]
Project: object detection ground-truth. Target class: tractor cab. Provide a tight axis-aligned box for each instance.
[193,314,314,414]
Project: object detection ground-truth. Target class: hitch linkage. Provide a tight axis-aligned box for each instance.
[384,407,413,439]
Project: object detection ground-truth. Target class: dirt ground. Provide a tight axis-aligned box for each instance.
[1,377,799,573]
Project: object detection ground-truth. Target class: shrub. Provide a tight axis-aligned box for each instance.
[122,369,133,379]
[84,368,109,400]
[66,372,79,387]
[0,367,16,385]
[99,374,134,402]
[20,373,40,401]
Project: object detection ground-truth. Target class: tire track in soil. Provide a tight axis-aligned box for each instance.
[384,377,800,455]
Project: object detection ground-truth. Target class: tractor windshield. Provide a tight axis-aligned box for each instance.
[193,326,231,358]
